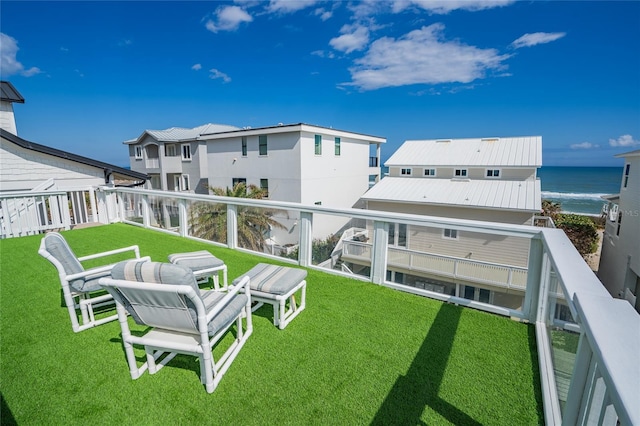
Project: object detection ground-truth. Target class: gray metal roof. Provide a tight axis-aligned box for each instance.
[361,177,541,212]
[385,136,542,167]
[0,81,25,103]
[125,123,240,144]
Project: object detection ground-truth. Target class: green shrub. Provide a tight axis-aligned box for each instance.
[555,213,599,257]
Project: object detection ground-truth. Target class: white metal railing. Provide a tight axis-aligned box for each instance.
[343,241,528,290]
[3,185,636,425]
[0,187,99,238]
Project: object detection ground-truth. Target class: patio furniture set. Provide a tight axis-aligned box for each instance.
[38,232,307,393]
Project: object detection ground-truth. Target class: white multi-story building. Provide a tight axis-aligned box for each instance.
[340,136,543,310]
[125,122,385,245]
[598,149,640,313]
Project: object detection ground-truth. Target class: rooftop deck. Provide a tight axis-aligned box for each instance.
[1,224,543,425]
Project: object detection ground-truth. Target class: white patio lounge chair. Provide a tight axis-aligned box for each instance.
[99,260,252,394]
[38,232,148,333]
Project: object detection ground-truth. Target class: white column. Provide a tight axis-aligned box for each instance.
[370,220,389,285]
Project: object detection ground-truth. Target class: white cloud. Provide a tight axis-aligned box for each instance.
[511,32,566,49]
[570,142,599,150]
[311,50,335,59]
[209,68,231,83]
[345,24,510,91]
[192,63,202,71]
[314,8,333,21]
[266,0,319,14]
[330,24,370,54]
[0,33,41,77]
[392,0,514,14]
[206,6,253,33]
[609,134,640,147]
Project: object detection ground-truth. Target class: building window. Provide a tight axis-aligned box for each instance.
[259,135,268,156]
[181,144,191,160]
[401,168,412,176]
[486,169,500,178]
[388,223,407,247]
[182,175,190,191]
[260,178,269,198]
[232,177,247,187]
[150,174,161,190]
[241,137,247,156]
[165,144,178,157]
[623,163,630,188]
[616,212,623,236]
[134,146,142,159]
[424,168,436,177]
[454,169,468,177]
[443,228,458,239]
[315,135,322,155]
[335,137,341,156]
[609,204,619,222]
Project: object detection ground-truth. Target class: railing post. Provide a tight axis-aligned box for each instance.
[89,187,98,223]
[562,333,593,425]
[523,236,544,322]
[227,204,237,249]
[116,191,125,223]
[371,220,389,285]
[298,212,313,267]
[60,193,71,230]
[178,198,188,237]
[141,194,150,228]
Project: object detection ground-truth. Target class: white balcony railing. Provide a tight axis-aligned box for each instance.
[0,185,636,425]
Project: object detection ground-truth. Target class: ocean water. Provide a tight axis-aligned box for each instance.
[538,167,623,215]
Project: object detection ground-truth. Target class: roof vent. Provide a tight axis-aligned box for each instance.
[278,123,283,126]
[435,139,451,143]
[481,138,499,142]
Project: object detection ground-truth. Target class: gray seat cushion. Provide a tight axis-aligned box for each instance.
[42,232,96,292]
[232,263,307,295]
[168,251,224,272]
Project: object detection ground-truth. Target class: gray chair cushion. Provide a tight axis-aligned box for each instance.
[42,232,88,292]
[232,263,307,295]
[168,251,225,272]
[111,260,243,335]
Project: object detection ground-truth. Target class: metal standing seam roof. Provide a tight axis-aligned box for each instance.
[361,177,542,212]
[0,81,25,103]
[125,123,241,144]
[385,136,542,167]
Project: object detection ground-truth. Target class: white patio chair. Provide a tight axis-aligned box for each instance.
[38,232,148,333]
[99,260,252,394]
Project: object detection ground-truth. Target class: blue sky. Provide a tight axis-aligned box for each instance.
[2,1,639,167]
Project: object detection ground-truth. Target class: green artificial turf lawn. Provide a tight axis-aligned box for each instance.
[0,224,543,425]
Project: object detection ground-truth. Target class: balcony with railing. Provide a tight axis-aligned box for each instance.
[0,185,637,425]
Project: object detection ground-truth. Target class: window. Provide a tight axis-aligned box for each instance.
[443,228,458,239]
[314,135,322,155]
[181,144,191,160]
[241,137,247,156]
[401,168,412,176]
[454,169,468,177]
[334,137,341,156]
[623,164,630,188]
[259,135,268,156]
[165,144,178,157]
[486,169,500,178]
[134,146,142,159]
[260,178,269,198]
[150,174,161,190]
[232,178,247,188]
[388,223,407,247]
[182,175,190,191]
[424,168,436,177]
[616,212,622,236]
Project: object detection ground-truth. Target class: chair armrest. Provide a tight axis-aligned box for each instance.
[77,245,142,262]
[66,256,151,282]
[205,276,250,324]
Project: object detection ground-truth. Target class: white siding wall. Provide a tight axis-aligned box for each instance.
[0,138,104,191]
[0,101,17,135]
[599,156,640,298]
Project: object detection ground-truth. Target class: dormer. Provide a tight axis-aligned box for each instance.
[0,81,25,135]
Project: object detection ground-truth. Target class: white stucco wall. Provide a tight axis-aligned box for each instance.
[0,137,104,191]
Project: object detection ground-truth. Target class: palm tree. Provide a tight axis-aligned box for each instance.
[189,183,287,251]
